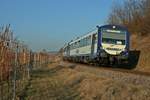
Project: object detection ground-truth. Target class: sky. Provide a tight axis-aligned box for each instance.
[0,0,117,51]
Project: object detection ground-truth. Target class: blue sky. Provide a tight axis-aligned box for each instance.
[0,0,116,51]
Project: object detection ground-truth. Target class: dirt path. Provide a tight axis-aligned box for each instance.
[60,61,150,87]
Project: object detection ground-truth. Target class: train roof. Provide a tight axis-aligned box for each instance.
[99,24,128,31]
[62,43,69,49]
[67,24,129,46]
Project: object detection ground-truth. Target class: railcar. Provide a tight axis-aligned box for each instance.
[63,25,130,65]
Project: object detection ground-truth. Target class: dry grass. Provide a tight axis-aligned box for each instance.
[21,65,81,100]
[131,35,150,72]
[20,63,150,100]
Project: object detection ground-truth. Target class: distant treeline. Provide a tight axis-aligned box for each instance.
[108,0,150,36]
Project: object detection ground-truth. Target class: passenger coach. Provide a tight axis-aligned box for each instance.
[63,25,130,65]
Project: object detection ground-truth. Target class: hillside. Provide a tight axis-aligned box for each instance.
[131,35,150,72]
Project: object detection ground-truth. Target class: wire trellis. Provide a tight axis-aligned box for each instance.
[0,25,50,100]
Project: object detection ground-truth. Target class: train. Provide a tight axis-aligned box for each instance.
[62,25,130,65]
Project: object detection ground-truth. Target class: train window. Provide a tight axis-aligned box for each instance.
[84,38,87,46]
[73,43,76,49]
[69,45,71,50]
[83,38,86,46]
[102,38,125,45]
[78,36,91,47]
[85,37,87,46]
[77,42,79,48]
[87,36,91,45]
[75,42,77,48]
[86,37,88,45]
[72,44,74,49]
[78,41,80,48]
[70,44,73,50]
[72,43,74,49]
[79,40,82,47]
[74,43,76,49]
[71,44,73,49]
[74,42,77,48]
[82,38,84,47]
[80,39,84,47]
[95,34,98,43]
[79,40,81,47]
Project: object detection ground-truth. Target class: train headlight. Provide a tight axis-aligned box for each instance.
[125,52,129,56]
[121,50,129,56]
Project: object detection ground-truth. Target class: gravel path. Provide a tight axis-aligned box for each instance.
[60,61,150,87]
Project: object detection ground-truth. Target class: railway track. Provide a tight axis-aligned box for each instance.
[59,61,150,87]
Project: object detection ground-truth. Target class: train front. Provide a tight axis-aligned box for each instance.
[98,25,129,64]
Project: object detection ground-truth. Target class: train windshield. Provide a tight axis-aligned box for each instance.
[101,29,126,45]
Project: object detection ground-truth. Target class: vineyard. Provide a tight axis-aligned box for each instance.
[0,25,51,100]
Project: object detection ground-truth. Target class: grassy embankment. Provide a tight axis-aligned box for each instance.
[131,35,150,71]
[20,62,150,100]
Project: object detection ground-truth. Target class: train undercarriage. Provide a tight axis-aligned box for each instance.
[63,54,129,66]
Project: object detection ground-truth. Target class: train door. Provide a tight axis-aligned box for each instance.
[91,34,96,55]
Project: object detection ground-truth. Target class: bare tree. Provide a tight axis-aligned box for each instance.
[107,0,150,36]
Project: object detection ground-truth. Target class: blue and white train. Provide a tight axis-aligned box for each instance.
[63,25,130,65]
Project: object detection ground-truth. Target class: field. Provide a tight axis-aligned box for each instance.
[18,62,150,100]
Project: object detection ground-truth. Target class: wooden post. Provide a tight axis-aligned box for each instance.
[12,43,18,100]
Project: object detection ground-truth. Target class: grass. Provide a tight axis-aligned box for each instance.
[16,61,150,100]
[0,79,29,100]
[130,35,150,72]
[20,66,81,100]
